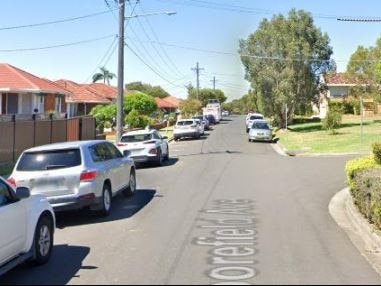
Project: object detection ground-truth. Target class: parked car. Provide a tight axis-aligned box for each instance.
[8,140,136,216]
[192,115,210,130]
[248,120,273,142]
[205,114,216,125]
[0,176,55,276]
[246,113,265,133]
[194,118,205,135]
[174,119,201,141]
[117,129,169,166]
[222,110,229,117]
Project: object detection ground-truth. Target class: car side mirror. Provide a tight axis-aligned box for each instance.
[16,187,31,200]
[123,150,131,157]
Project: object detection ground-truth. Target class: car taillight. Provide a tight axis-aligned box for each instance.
[149,148,158,155]
[117,143,126,147]
[7,177,16,188]
[80,171,97,182]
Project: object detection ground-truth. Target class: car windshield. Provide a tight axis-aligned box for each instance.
[121,134,152,143]
[252,122,269,130]
[177,121,194,126]
[16,149,81,171]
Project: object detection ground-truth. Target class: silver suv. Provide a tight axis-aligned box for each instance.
[8,140,136,216]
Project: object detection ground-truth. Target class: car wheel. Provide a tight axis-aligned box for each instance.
[248,139,252,142]
[156,149,163,166]
[30,215,54,265]
[164,145,169,161]
[100,184,112,216]
[123,169,136,197]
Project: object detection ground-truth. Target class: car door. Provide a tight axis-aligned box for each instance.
[0,180,27,265]
[105,142,128,191]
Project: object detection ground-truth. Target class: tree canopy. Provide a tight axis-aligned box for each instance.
[125,81,170,98]
[239,9,333,126]
[92,67,116,85]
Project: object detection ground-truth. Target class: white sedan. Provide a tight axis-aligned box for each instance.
[117,129,169,166]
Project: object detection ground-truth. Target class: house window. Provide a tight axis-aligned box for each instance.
[55,96,62,113]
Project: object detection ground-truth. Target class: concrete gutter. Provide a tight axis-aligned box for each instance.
[329,188,381,277]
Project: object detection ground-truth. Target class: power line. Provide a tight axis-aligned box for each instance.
[125,43,188,89]
[0,8,118,31]
[138,2,184,77]
[0,34,116,52]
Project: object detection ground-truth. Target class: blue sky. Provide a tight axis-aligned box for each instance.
[1,0,381,101]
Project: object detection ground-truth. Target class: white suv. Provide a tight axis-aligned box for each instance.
[0,176,55,276]
[8,140,137,216]
[173,119,201,141]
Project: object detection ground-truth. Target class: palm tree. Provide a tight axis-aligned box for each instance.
[92,67,116,85]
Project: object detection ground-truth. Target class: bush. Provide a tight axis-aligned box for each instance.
[373,142,381,164]
[345,156,379,191]
[125,109,152,129]
[323,106,342,134]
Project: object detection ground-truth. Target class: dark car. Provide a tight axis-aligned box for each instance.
[193,115,210,130]
[206,114,216,125]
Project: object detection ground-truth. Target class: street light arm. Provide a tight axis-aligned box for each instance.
[125,11,177,19]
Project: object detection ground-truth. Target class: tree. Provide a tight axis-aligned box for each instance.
[239,9,333,127]
[179,99,202,117]
[188,88,227,106]
[125,81,170,98]
[124,91,158,115]
[92,67,116,85]
[90,104,117,132]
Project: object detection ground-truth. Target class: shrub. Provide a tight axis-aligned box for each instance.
[323,106,342,134]
[372,142,381,164]
[345,156,379,191]
[125,109,152,129]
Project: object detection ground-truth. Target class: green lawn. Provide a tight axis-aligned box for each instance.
[276,116,381,154]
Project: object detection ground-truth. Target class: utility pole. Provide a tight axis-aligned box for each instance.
[211,76,217,90]
[191,62,204,100]
[116,0,125,143]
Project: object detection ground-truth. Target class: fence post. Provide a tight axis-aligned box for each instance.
[49,113,53,143]
[32,114,36,147]
[79,117,83,141]
[12,114,16,162]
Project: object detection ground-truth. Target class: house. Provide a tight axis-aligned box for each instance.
[318,72,373,118]
[0,64,69,116]
[55,80,117,117]
[155,97,177,113]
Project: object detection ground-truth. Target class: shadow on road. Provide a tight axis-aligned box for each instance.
[136,157,179,169]
[0,244,91,285]
[55,189,156,229]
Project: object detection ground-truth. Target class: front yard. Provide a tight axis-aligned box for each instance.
[276,115,381,154]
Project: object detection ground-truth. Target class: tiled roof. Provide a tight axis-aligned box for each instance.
[161,96,182,108]
[0,64,69,94]
[87,83,117,99]
[324,73,373,85]
[55,80,110,104]
[155,97,176,109]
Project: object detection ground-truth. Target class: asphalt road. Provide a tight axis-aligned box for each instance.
[2,116,381,285]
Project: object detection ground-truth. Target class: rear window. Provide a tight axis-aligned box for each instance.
[16,148,81,171]
[177,121,194,126]
[121,134,152,143]
[250,115,264,120]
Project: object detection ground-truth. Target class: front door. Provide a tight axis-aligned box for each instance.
[7,93,18,114]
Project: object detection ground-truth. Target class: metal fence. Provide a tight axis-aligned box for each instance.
[0,115,96,163]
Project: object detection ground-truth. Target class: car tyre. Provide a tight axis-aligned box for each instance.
[156,149,163,166]
[30,215,54,265]
[99,184,112,216]
[123,169,136,197]
[164,145,169,161]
